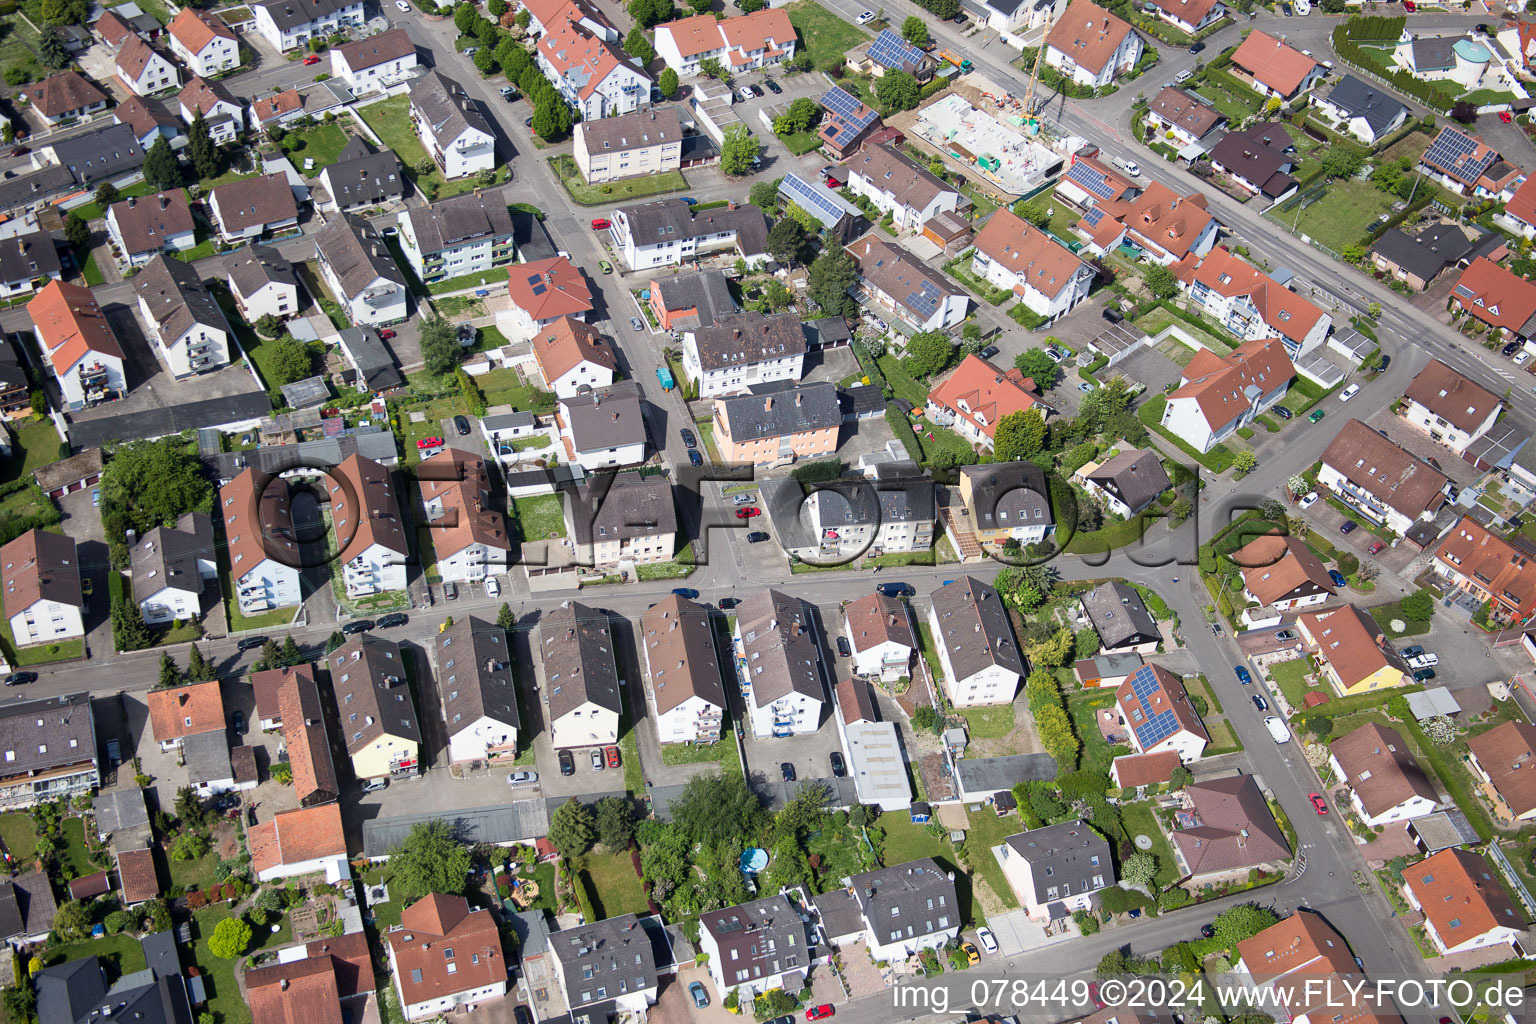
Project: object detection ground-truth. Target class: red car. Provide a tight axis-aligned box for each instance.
[378,328,396,340]
[8,146,27,157]
[303,54,322,64]
[591,217,610,229]
[806,1007,834,1021]
[1309,793,1329,815]
[1403,0,1415,9]
[1368,540,1386,554]
[417,437,444,449]
[1500,111,1514,123]
[604,745,620,769]
[735,507,761,519]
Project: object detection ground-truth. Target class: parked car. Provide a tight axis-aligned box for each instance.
[689,449,704,467]
[1414,667,1437,682]
[1408,652,1439,669]
[605,745,621,769]
[1200,924,1216,939]
[591,217,610,229]
[362,778,388,793]
[1340,520,1358,535]
[342,619,374,635]
[689,983,709,1009]
[746,531,769,543]
[8,146,28,157]
[679,196,698,205]
[680,428,697,448]
[1501,110,1514,123]
[558,750,575,776]
[499,85,517,99]
[1368,540,1386,554]
[1309,792,1329,815]
[1329,569,1348,588]
[378,328,396,340]
[237,635,268,651]
[378,613,408,629]
[106,739,121,766]
[836,636,851,657]
[3,672,36,686]
[1078,381,1096,392]
[962,943,981,966]
[485,576,501,597]
[590,749,605,771]
[1189,41,1205,52]
[1211,622,1223,637]
[454,415,471,435]
[1175,69,1193,83]
[444,579,458,600]
[764,78,782,93]
[1299,491,1319,510]
[781,761,796,782]
[507,771,538,787]
[233,710,246,735]
[1504,340,1523,356]
[630,317,645,331]
[733,493,757,504]
[1309,409,1325,423]
[672,587,700,599]
[1276,629,1297,641]
[977,927,997,953]
[1340,384,1361,401]
[1274,405,1294,420]
[1252,694,1269,711]
[735,507,761,519]
[1233,665,1252,686]
[91,488,100,507]
[829,751,846,777]
[599,260,613,274]
[979,345,999,359]
[855,9,875,21]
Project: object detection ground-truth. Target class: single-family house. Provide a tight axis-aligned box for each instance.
[1230,30,1324,100]
[131,512,215,625]
[1329,722,1438,827]
[1296,604,1410,697]
[1370,223,1483,291]
[996,822,1114,922]
[527,314,611,397]
[147,680,223,752]
[1313,74,1409,144]
[387,895,507,1020]
[646,269,735,331]
[107,191,197,267]
[1114,663,1209,762]
[1077,448,1170,517]
[1403,848,1526,956]
[409,71,495,180]
[248,804,348,881]
[508,258,595,339]
[925,355,1047,452]
[539,602,623,749]
[844,591,915,682]
[955,461,1054,548]
[226,253,300,323]
[1082,580,1161,653]
[22,72,108,125]
[1144,87,1227,148]
[1433,515,1536,626]
[927,576,1025,707]
[329,633,420,780]
[178,76,243,144]
[1466,720,1536,822]
[1401,359,1502,455]
[208,173,299,243]
[1207,122,1299,200]
[1158,338,1295,453]
[557,383,647,470]
[699,892,813,997]
[116,36,178,97]
[331,28,416,94]
[608,198,768,271]
[29,280,127,409]
[1418,127,1522,198]
[1234,533,1335,612]
[167,8,239,78]
[846,143,962,234]
[1,529,82,648]
[1044,0,1143,88]
[417,448,510,583]
[1171,775,1291,881]
[846,859,959,960]
[317,137,405,213]
[970,207,1094,321]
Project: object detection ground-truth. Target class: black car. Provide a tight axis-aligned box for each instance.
[514,1007,534,1024]
[780,761,796,782]
[876,582,915,597]
[232,710,246,735]
[1504,340,1523,356]
[1413,667,1437,682]
[1477,22,1492,33]
[1274,405,1294,420]
[1252,694,1269,712]
[1340,521,1358,535]
[688,449,704,467]
[1189,41,1205,52]
[1376,354,1391,372]
[1103,307,1125,323]
[1400,644,1425,659]
[454,415,471,435]
[377,612,408,629]
[746,531,769,543]
[525,116,534,127]
[836,636,851,657]
[1200,924,1216,939]
[718,597,740,609]
[979,345,999,359]
[558,750,575,776]
[952,10,966,21]
[830,751,846,778]
[2,672,36,686]
[763,78,781,93]
[342,619,374,635]
[237,635,268,652]
[680,428,697,448]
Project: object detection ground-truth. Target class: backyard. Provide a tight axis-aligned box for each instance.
[511,493,565,546]
[1120,800,1180,887]
[279,122,352,176]
[1189,69,1265,123]
[547,154,687,206]
[356,97,510,200]
[573,848,647,920]
[874,812,981,925]
[0,13,43,88]
[188,905,291,1024]
[785,0,869,71]
[1268,178,1398,254]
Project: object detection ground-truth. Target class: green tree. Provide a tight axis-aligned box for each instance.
[208,917,252,959]
[157,652,182,689]
[270,761,293,784]
[1015,202,1050,228]
[185,644,214,683]
[388,820,473,903]
[774,96,818,135]
[659,67,679,98]
[188,108,219,181]
[112,599,153,652]
[669,772,763,846]
[63,213,91,253]
[142,135,181,191]
[624,25,655,65]
[1122,851,1157,889]
[419,315,461,376]
[254,313,284,338]
[765,218,805,265]
[594,796,636,850]
[1322,143,1364,180]
[496,603,516,630]
[95,182,119,208]
[1213,904,1280,948]
[901,14,928,45]
[53,900,93,941]
[280,636,302,666]
[488,0,507,13]
[473,47,499,75]
[628,0,672,25]
[263,335,314,390]
[1013,348,1059,388]
[720,124,760,176]
[1386,694,1411,721]
[911,705,938,730]
[1143,264,1179,299]
[1401,589,1434,621]
[38,0,87,24]
[807,246,859,316]
[1075,628,1100,659]
[1169,495,1193,523]
[749,178,781,212]
[874,69,920,112]
[1233,450,1257,475]
[326,631,346,654]
[454,1,479,32]
[254,640,282,671]
[172,831,210,861]
[548,798,597,857]
[698,57,730,83]
[993,409,1046,461]
[175,785,208,829]
[531,99,559,140]
[1025,626,1073,670]
[37,29,68,68]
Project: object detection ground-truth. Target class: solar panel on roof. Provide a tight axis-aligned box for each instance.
[1082,207,1106,227]
[868,28,924,71]
[1066,161,1116,201]
[821,86,864,119]
[779,173,859,227]
[1136,709,1180,746]
[1424,128,1492,179]
[904,280,941,318]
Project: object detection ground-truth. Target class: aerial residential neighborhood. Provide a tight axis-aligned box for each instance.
[0,1,1529,1024]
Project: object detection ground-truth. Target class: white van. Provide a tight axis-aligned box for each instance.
[1265,716,1291,744]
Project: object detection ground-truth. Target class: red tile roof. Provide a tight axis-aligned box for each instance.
[926,355,1040,442]
[1045,0,1136,75]
[248,956,344,1024]
[1167,336,1294,433]
[147,681,225,744]
[389,895,505,1008]
[249,805,346,876]
[1188,247,1326,347]
[1082,181,1213,259]
[972,207,1088,300]
[717,7,794,52]
[529,315,611,385]
[1232,30,1321,95]
[1405,848,1525,948]
[536,20,627,101]
[656,13,725,57]
[1110,750,1180,787]
[304,931,374,997]
[1236,911,1357,982]
[117,848,160,904]
[1502,171,1536,228]
[168,8,234,55]
[1234,533,1335,606]
[1451,257,1536,333]
[508,257,594,323]
[1466,720,1536,817]
[1435,515,1536,619]
[29,280,125,379]
[1296,604,1401,691]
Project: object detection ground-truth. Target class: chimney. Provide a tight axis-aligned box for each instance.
[796,391,803,406]
[160,195,168,209]
[765,395,773,411]
[128,196,136,207]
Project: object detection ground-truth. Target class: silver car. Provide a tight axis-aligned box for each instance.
[630,317,645,331]
[507,770,538,787]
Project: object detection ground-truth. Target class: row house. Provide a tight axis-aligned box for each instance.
[539,602,623,748]
[438,616,520,765]
[654,8,796,76]
[847,233,970,331]
[1179,246,1331,357]
[641,595,727,746]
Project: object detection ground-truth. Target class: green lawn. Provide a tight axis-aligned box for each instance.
[217,543,301,633]
[45,933,145,981]
[1119,800,1180,887]
[67,182,160,224]
[547,154,687,206]
[0,812,37,864]
[874,813,981,925]
[660,738,740,772]
[957,705,1014,739]
[778,130,823,156]
[356,96,510,199]
[1268,656,1322,712]
[168,848,219,891]
[1136,306,1229,354]
[1137,395,1236,473]
[785,0,870,70]
[82,252,105,286]
[1190,68,1265,122]
[280,123,351,175]
[962,808,1019,910]
[0,13,43,89]
[479,367,555,412]
[57,816,101,878]
[1068,690,1125,777]
[575,849,648,920]
[7,418,64,478]
[188,906,291,1024]
[511,494,565,545]
[1272,179,1397,253]
[0,615,83,666]
[1368,599,1432,638]
[213,285,314,400]
[426,266,513,295]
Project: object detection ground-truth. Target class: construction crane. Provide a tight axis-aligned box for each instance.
[1022,43,1045,135]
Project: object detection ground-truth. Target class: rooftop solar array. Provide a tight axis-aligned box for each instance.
[1125,665,1184,747]
[820,86,879,147]
[1065,160,1117,201]
[868,28,925,72]
[779,172,862,228]
[1423,127,1495,180]
[1082,206,1106,227]
[904,278,942,318]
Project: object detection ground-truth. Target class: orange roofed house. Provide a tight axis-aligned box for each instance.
[526,316,615,400]
[506,257,595,340]
[1451,257,1536,342]
[535,18,650,120]
[654,8,796,76]
[249,803,348,882]
[1230,30,1324,100]
[1179,247,1332,357]
[166,7,239,78]
[219,467,303,617]
[1434,515,1536,626]
[1296,604,1409,697]
[1234,533,1336,613]
[387,893,508,1020]
[1419,126,1524,199]
[1074,180,1219,266]
[1158,338,1294,453]
[418,447,510,583]
[29,280,126,409]
[1044,0,1144,89]
[1403,847,1528,956]
[276,665,340,807]
[969,208,1094,322]
[926,355,1048,453]
[147,680,224,752]
[1146,0,1225,35]
[1233,911,1363,1019]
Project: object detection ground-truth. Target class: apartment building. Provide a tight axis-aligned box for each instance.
[131,254,232,378]
[682,310,805,397]
[398,191,515,285]
[640,595,727,746]
[927,576,1024,707]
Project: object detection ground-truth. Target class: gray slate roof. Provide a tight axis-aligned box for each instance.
[133,254,228,347]
[204,428,397,479]
[0,231,60,286]
[928,575,1024,682]
[66,391,275,447]
[566,472,676,548]
[1409,35,1457,71]
[405,189,513,255]
[94,786,150,840]
[554,914,660,1009]
[651,269,735,328]
[0,870,55,941]
[338,326,404,392]
[1371,222,1477,282]
[1323,74,1407,136]
[131,511,213,604]
[409,70,493,148]
[617,198,768,258]
[1003,821,1113,905]
[1084,448,1170,515]
[559,381,646,454]
[540,602,623,722]
[715,381,839,443]
[736,588,824,707]
[689,310,805,372]
[0,692,95,781]
[181,729,232,786]
[315,214,404,299]
[225,251,299,301]
[256,0,357,32]
[576,106,683,160]
[1082,580,1161,649]
[848,858,957,943]
[700,891,813,988]
[361,800,549,857]
[322,137,405,209]
[328,633,421,754]
[50,123,144,186]
[0,165,76,214]
[437,615,520,738]
[959,461,1053,531]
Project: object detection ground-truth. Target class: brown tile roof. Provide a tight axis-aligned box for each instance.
[1171,775,1291,875]
[116,848,160,904]
[304,931,374,997]
[33,449,103,494]
[231,744,258,785]
[23,72,108,119]
[251,89,303,126]
[1084,181,1213,258]
[116,35,169,84]
[67,871,111,900]
[1232,30,1320,95]
[1046,0,1137,75]
[329,453,407,560]
[509,257,594,323]
[1296,604,1404,692]
[1330,722,1437,820]
[252,665,299,725]
[0,528,81,619]
[1148,86,1226,138]
[529,315,612,385]
[1404,359,1501,435]
[219,467,299,584]
[971,207,1088,299]
[168,8,234,54]
[1110,750,1180,787]
[1168,337,1294,433]
[247,956,344,1024]
[1236,910,1358,980]
[1405,848,1525,948]
[1146,0,1222,25]
[576,107,683,161]
[1466,720,1536,817]
[688,309,805,373]
[1435,515,1536,618]
[147,680,225,744]
[836,678,878,725]
[1319,419,1449,523]
[110,190,195,257]
[95,11,134,46]
[656,13,725,57]
[30,280,125,380]
[334,27,414,71]
[540,602,623,722]
[327,634,419,755]
[178,75,237,118]
[1234,533,1335,607]
[1449,256,1536,333]
[114,95,178,140]
[389,895,505,1007]
[277,665,338,806]
[417,448,507,560]
[847,143,952,211]
[210,173,298,234]
[640,595,726,716]
[249,804,346,876]
[844,592,914,657]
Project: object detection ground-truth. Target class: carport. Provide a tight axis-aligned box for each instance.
[1087,320,1148,367]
